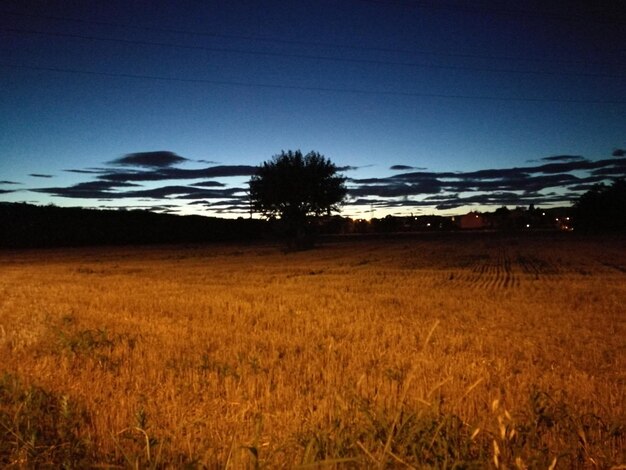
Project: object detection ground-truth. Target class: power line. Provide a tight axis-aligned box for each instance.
[3,63,625,105]
[5,28,624,80]
[2,10,621,68]
[358,0,626,26]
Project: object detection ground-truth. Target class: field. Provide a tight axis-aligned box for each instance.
[0,232,624,468]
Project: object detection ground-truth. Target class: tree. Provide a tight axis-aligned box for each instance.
[249,150,347,247]
[574,178,626,232]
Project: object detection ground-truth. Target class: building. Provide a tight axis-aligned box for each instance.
[457,211,490,229]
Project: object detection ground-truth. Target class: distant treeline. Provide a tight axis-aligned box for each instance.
[0,203,269,248]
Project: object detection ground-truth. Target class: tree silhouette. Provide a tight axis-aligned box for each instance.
[574,178,626,232]
[249,150,347,248]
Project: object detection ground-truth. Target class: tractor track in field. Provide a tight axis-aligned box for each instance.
[457,247,519,290]
[515,254,561,279]
[443,247,569,290]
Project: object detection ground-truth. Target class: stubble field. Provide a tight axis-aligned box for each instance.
[0,232,624,468]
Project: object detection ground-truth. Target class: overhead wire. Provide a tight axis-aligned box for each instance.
[2,8,624,105]
[2,63,625,105]
[4,27,624,80]
[2,10,622,67]
[357,0,626,26]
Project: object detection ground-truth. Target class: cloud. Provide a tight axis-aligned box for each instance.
[539,155,585,163]
[344,153,626,212]
[31,181,142,199]
[109,151,189,168]
[346,198,435,208]
[212,206,250,214]
[435,202,464,210]
[348,177,391,184]
[349,179,442,198]
[188,197,251,214]
[92,203,180,213]
[191,180,226,188]
[98,165,258,182]
[74,181,141,191]
[389,165,427,170]
[431,191,579,211]
[33,183,245,200]
[64,168,109,174]
[25,149,259,214]
[613,149,625,157]
[0,189,16,194]
[566,183,601,192]
[590,166,626,176]
[194,198,249,207]
[455,173,580,193]
[166,186,245,200]
[29,173,53,178]
[0,180,21,185]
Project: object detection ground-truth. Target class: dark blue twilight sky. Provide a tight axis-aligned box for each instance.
[1,1,625,218]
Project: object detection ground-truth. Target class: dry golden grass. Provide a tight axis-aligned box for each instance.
[0,233,624,468]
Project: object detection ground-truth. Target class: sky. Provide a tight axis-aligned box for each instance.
[1,0,625,219]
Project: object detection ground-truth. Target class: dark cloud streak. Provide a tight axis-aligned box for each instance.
[64,168,109,174]
[191,180,227,188]
[98,165,258,182]
[389,165,427,170]
[109,151,189,168]
[540,155,585,162]
[33,182,245,200]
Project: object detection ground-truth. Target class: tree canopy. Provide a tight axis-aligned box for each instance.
[574,178,626,232]
[249,150,347,221]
